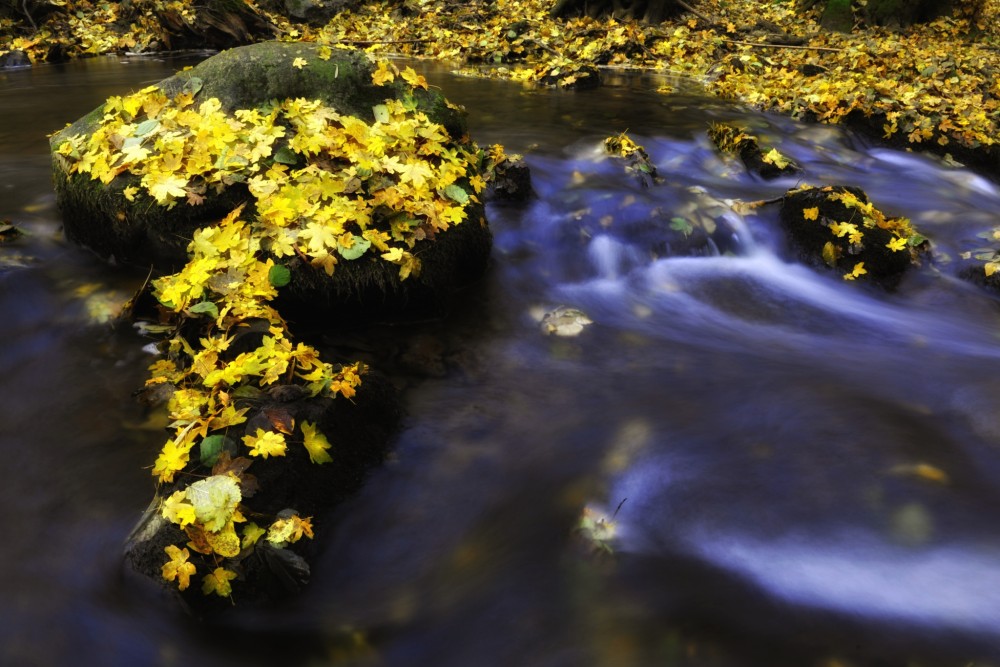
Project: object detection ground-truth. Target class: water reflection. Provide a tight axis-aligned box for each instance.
[2,55,1000,667]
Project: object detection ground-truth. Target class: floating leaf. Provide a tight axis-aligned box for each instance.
[0,222,24,244]
[540,306,593,337]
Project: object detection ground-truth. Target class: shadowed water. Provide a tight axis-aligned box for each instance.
[2,55,1000,666]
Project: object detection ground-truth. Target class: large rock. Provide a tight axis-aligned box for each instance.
[778,185,928,289]
[51,42,492,321]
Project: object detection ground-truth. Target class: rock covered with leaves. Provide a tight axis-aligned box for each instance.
[604,131,661,188]
[778,185,928,289]
[48,41,510,607]
[125,364,401,608]
[708,123,801,180]
[114,198,401,607]
[51,41,497,318]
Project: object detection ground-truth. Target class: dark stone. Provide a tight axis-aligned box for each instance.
[486,155,534,203]
[778,185,926,289]
[0,50,30,69]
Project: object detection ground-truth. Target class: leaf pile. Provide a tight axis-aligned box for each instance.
[54,60,489,279]
[140,205,359,597]
[304,0,1000,158]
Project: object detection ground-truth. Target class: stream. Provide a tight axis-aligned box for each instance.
[2,55,1000,666]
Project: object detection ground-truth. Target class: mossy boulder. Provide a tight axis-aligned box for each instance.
[51,41,491,321]
[778,185,928,289]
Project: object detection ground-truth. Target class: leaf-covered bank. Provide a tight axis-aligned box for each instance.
[7,0,1000,178]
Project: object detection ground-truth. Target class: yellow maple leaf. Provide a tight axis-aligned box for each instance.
[161,545,196,591]
[266,514,315,546]
[152,437,192,483]
[886,236,907,252]
[201,567,237,597]
[161,490,197,527]
[241,522,266,549]
[401,66,429,90]
[317,45,332,60]
[301,420,333,464]
[372,60,396,86]
[802,207,819,221]
[829,221,860,240]
[292,57,308,69]
[843,262,868,281]
[143,171,189,207]
[243,428,287,458]
[397,159,433,189]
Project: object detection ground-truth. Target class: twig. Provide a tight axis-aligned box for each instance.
[333,38,432,46]
[22,0,37,32]
[676,0,717,26]
[721,39,846,53]
[522,37,561,57]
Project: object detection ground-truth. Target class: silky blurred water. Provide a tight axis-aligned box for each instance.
[2,55,1000,666]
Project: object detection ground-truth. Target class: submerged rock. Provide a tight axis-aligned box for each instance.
[605,131,661,188]
[778,185,928,288]
[50,41,492,320]
[708,123,801,181]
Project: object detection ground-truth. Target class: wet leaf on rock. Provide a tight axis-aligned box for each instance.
[267,263,291,287]
[540,306,593,337]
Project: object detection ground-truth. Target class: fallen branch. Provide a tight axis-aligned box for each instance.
[333,38,433,46]
[677,0,717,26]
[721,39,847,53]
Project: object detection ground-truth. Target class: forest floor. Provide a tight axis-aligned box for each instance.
[3,0,1000,173]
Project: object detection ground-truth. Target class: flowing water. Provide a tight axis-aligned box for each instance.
[3,55,1000,667]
